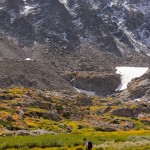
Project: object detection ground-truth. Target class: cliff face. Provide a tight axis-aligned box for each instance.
[70,71,121,96]
[0,0,150,57]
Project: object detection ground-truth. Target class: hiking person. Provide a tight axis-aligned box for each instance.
[83,138,93,150]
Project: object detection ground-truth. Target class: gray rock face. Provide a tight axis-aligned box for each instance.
[0,0,80,53]
[113,69,150,100]
[0,0,150,57]
[127,69,150,99]
[70,71,121,96]
[112,108,138,117]
[111,103,150,118]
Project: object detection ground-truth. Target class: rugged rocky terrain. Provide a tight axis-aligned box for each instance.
[0,0,150,57]
[128,69,150,99]
[0,59,77,93]
[1,87,150,136]
[0,0,150,135]
[0,0,149,94]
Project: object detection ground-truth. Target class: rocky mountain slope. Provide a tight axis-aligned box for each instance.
[0,59,76,93]
[0,0,150,57]
[0,0,149,95]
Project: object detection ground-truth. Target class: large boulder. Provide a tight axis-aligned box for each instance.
[111,103,150,118]
[70,71,121,96]
[111,108,138,117]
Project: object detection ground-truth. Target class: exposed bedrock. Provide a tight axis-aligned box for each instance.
[63,71,121,96]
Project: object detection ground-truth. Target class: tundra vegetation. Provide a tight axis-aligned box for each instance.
[0,87,150,150]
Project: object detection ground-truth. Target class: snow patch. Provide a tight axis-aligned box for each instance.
[22,5,34,15]
[74,87,96,96]
[147,53,150,57]
[59,0,78,17]
[133,98,141,102]
[72,18,83,29]
[116,67,149,91]
[118,17,124,25]
[23,0,27,5]
[21,0,36,15]
[109,2,114,7]
[91,3,99,10]
[25,58,31,61]
[59,0,68,5]
[62,32,69,42]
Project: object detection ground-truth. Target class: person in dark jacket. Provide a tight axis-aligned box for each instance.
[83,138,93,150]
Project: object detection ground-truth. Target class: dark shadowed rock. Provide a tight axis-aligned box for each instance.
[71,71,121,96]
[111,108,138,117]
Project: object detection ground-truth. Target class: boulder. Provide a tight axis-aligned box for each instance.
[111,108,138,117]
[76,94,92,106]
[25,111,61,122]
[70,71,121,96]
[14,129,55,136]
[102,106,112,114]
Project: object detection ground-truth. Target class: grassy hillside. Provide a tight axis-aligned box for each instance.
[1,130,150,149]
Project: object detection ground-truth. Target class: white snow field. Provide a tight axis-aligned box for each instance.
[116,67,149,91]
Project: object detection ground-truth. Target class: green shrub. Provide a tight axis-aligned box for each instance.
[56,105,64,114]
[62,112,70,119]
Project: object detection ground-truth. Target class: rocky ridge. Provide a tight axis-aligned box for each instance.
[63,71,121,96]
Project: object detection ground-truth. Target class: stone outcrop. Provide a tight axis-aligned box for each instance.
[70,71,121,96]
[111,103,150,118]
[127,69,150,99]
[111,108,138,118]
